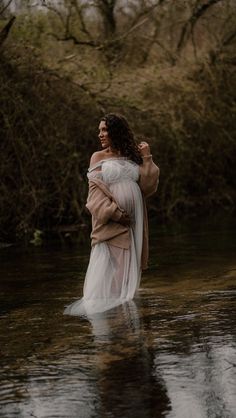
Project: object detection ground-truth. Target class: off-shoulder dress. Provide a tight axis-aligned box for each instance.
[64,157,144,316]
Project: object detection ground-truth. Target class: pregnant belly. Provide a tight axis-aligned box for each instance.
[110,181,141,216]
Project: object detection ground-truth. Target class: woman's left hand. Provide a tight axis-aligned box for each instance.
[119,211,131,227]
[138,141,151,156]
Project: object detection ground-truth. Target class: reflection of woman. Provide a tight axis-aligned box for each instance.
[94,303,171,418]
[64,113,159,316]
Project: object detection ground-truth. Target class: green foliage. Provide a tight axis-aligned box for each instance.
[30,229,43,246]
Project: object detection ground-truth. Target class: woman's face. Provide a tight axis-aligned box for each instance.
[98,121,111,149]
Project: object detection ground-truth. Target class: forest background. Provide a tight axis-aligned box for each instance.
[0,0,236,243]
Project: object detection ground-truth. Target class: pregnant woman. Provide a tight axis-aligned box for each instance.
[64,113,159,316]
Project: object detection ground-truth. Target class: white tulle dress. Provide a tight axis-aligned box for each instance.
[64,158,144,316]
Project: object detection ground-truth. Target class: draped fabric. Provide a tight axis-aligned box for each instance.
[64,158,144,316]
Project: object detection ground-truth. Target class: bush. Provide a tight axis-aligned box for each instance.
[0,45,100,241]
[1,40,236,242]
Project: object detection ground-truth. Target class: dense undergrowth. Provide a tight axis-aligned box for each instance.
[0,46,101,241]
[1,4,236,242]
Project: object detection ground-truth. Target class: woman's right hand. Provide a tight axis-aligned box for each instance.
[138,141,151,157]
[119,211,131,227]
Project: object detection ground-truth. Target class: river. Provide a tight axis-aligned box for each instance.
[0,218,236,418]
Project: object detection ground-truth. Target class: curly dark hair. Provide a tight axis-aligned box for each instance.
[100,113,143,165]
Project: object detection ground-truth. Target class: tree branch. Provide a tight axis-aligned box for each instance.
[0,16,15,47]
[0,0,13,16]
[176,0,223,54]
[48,32,100,48]
[71,0,94,41]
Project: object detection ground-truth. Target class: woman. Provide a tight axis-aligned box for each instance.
[64,113,159,316]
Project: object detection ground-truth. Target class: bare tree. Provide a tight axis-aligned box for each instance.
[43,0,165,59]
[95,0,117,37]
[176,0,223,55]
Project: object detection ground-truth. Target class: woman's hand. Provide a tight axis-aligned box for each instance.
[119,211,131,227]
[138,141,151,157]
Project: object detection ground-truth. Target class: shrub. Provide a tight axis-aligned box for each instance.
[0,45,100,241]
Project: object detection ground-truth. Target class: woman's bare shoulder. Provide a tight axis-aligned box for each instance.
[89,150,107,168]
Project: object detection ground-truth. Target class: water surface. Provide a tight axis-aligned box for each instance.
[0,220,236,418]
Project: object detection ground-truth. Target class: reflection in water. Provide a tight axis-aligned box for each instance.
[0,220,236,418]
[88,300,141,339]
[89,301,171,418]
[156,342,236,418]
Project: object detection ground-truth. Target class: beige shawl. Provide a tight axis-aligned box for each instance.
[86,155,159,269]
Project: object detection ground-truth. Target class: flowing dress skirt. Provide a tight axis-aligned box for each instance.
[64,178,143,316]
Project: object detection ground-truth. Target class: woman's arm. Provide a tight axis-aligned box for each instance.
[138,141,160,197]
[86,180,130,226]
